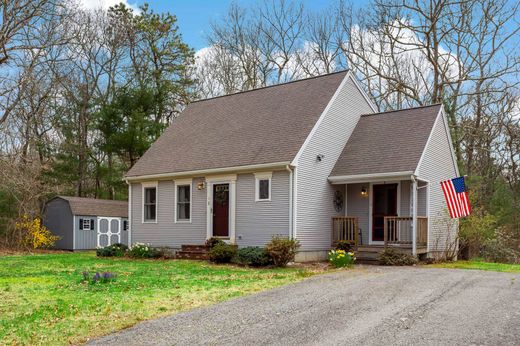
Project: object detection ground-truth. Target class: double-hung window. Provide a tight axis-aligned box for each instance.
[175,180,191,222]
[254,172,272,201]
[143,183,157,222]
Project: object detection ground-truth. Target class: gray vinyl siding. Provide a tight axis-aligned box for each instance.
[346,183,369,245]
[74,216,129,249]
[74,215,97,249]
[417,181,428,216]
[43,198,74,250]
[130,178,207,248]
[295,75,374,251]
[236,171,290,247]
[401,180,411,216]
[416,112,459,252]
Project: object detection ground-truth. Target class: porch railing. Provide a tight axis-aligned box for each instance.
[332,217,359,247]
[384,216,428,246]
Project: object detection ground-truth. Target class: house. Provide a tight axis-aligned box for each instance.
[124,70,459,261]
[43,196,129,250]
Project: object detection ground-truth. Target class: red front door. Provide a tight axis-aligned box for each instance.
[372,184,398,242]
[212,184,229,237]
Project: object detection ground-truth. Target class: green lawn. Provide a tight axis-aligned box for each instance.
[0,252,316,345]
[429,259,520,274]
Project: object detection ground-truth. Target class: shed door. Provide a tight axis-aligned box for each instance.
[97,217,121,247]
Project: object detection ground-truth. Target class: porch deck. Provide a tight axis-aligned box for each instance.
[332,216,428,261]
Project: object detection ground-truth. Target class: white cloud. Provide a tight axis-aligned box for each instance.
[74,0,139,12]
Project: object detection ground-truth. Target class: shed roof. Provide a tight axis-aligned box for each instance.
[330,104,442,177]
[126,71,348,177]
[55,196,128,218]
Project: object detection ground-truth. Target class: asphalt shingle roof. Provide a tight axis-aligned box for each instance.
[57,196,128,218]
[330,104,442,177]
[126,71,348,177]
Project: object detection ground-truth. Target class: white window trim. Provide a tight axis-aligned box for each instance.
[141,181,158,223]
[254,172,272,202]
[174,178,193,223]
[82,218,93,231]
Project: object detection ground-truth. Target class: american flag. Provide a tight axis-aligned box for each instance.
[440,176,471,218]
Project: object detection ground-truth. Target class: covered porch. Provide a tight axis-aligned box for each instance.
[330,173,429,257]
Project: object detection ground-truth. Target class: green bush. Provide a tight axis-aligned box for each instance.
[96,243,128,257]
[328,249,355,268]
[265,236,300,267]
[482,226,520,264]
[205,237,225,249]
[127,243,163,259]
[208,243,237,263]
[235,247,273,266]
[378,248,418,266]
[335,240,354,252]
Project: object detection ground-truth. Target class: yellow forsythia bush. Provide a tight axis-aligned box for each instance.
[16,215,60,249]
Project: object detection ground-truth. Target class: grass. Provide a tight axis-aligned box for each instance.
[429,259,520,274]
[0,252,317,345]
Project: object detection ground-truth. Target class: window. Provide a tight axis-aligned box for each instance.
[80,218,93,230]
[143,184,157,222]
[254,172,272,201]
[175,180,191,222]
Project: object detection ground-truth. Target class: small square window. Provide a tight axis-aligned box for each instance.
[82,219,92,230]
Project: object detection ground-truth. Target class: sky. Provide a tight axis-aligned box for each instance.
[77,0,367,50]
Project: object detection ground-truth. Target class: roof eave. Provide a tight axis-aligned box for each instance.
[328,171,415,184]
[125,161,293,182]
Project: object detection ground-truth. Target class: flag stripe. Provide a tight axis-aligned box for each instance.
[440,176,472,219]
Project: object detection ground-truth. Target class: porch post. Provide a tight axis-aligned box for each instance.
[412,178,418,256]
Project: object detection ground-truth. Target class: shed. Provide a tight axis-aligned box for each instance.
[43,196,129,250]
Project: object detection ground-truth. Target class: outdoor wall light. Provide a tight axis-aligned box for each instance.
[361,187,368,196]
[197,181,206,190]
[316,154,325,162]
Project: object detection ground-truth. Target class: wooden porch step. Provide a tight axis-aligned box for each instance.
[181,244,209,252]
[177,244,210,260]
[176,251,209,260]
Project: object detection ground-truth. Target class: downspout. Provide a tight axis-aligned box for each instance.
[126,179,132,246]
[286,165,293,239]
[411,175,418,256]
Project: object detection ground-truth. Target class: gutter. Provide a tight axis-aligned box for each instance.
[125,161,291,182]
[328,171,414,184]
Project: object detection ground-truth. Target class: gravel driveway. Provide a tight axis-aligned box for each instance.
[90,266,520,346]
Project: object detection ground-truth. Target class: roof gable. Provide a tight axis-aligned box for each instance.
[330,104,442,177]
[54,196,128,218]
[126,71,348,178]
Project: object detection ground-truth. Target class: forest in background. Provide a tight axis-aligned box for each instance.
[0,0,518,260]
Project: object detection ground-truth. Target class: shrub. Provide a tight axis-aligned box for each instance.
[328,249,355,268]
[127,243,163,259]
[205,237,225,249]
[482,226,520,264]
[378,248,418,266]
[208,243,237,263]
[82,271,116,284]
[265,236,300,267]
[335,240,354,252]
[16,215,60,249]
[96,243,128,257]
[235,247,273,266]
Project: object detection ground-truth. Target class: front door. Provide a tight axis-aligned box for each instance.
[372,184,398,242]
[212,183,229,237]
